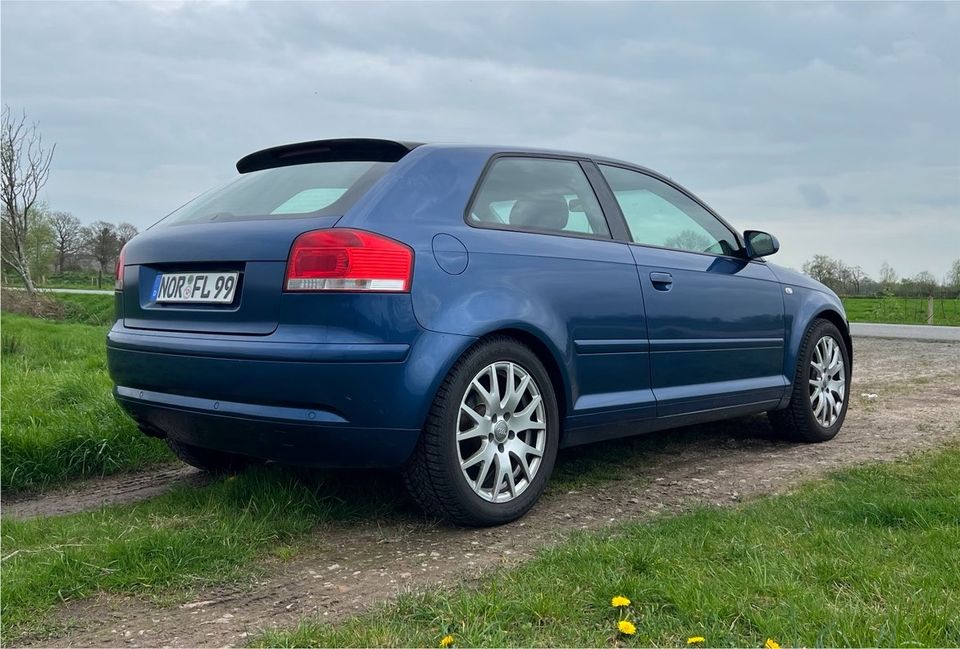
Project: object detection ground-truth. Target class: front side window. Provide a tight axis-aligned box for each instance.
[468,158,610,238]
[160,161,392,226]
[599,165,740,256]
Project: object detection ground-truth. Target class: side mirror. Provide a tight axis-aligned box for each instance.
[743,230,779,259]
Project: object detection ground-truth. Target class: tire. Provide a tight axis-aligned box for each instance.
[769,318,850,442]
[166,438,252,473]
[402,336,560,526]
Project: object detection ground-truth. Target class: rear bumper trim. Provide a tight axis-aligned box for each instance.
[116,386,348,424]
[107,329,409,363]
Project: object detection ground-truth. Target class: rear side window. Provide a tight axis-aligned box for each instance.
[468,157,610,238]
[161,161,392,226]
[599,165,740,256]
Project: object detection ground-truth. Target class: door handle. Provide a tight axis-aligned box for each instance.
[649,272,673,290]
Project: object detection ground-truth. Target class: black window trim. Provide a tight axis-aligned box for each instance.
[462,152,619,242]
[591,160,759,263]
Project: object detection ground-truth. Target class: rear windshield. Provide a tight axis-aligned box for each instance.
[159,161,392,226]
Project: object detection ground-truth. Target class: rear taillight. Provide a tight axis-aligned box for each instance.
[115,245,126,291]
[284,229,413,292]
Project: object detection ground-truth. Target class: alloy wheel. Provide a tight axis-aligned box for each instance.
[809,335,845,427]
[456,361,547,503]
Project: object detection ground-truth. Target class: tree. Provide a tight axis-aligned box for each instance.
[0,105,55,293]
[82,221,119,289]
[50,210,83,273]
[802,254,846,294]
[116,222,139,247]
[947,259,960,297]
[879,261,897,293]
[848,265,867,296]
[912,271,938,297]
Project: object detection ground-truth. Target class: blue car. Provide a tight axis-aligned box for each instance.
[108,139,851,526]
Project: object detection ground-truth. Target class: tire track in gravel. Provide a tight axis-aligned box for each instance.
[1,465,206,520]
[12,338,960,648]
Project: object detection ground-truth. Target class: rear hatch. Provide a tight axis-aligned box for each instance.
[120,141,414,335]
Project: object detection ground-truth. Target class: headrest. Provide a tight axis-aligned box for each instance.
[508,196,569,231]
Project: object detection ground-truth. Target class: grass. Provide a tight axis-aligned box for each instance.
[842,296,960,326]
[47,292,116,326]
[255,446,960,648]
[0,466,408,642]
[0,312,170,492]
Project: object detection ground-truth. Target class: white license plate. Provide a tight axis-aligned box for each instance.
[151,272,239,304]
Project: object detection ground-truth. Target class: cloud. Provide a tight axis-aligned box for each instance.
[1,1,957,278]
[798,183,831,209]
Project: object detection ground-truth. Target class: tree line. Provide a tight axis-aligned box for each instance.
[2,106,138,291]
[801,254,960,298]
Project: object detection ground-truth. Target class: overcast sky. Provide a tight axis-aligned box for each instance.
[2,1,958,278]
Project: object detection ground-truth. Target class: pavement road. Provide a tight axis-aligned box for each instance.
[850,322,960,342]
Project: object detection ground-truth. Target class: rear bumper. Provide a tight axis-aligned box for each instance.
[107,324,476,468]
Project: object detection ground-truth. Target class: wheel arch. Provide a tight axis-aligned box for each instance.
[477,327,569,422]
[814,308,853,365]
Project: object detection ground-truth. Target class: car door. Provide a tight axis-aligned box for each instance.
[595,163,787,418]
[450,155,656,439]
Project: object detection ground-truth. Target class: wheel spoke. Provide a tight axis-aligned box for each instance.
[457,424,486,441]
[471,378,495,411]
[488,364,502,407]
[461,403,485,426]
[514,439,544,458]
[503,374,530,413]
[461,443,488,470]
[475,455,492,492]
[512,450,534,482]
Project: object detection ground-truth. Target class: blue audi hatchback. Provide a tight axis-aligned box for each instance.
[108,139,851,525]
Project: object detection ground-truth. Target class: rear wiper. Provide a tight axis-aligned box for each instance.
[206,212,236,221]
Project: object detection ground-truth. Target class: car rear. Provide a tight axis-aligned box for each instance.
[106,140,461,468]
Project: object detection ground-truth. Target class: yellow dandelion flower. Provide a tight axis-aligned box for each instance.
[688,637,706,645]
[440,634,455,648]
[764,639,781,649]
[611,595,631,608]
[617,620,637,635]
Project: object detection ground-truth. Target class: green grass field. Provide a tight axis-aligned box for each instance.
[0,312,170,492]
[256,447,960,648]
[842,296,960,326]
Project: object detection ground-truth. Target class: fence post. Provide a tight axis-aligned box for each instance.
[927,295,934,325]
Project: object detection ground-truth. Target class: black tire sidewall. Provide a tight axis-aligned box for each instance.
[434,339,560,525]
[798,321,851,440]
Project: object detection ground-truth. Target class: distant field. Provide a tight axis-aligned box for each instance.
[841,297,960,326]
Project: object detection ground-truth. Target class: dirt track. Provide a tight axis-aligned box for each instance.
[9,337,960,648]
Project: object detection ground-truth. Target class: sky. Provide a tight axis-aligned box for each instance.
[1,1,958,280]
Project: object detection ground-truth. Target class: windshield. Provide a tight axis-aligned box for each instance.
[160,160,392,226]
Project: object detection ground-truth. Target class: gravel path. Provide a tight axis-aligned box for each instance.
[8,337,960,648]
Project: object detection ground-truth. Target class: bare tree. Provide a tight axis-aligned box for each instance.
[912,271,938,297]
[82,221,119,289]
[1,105,56,292]
[50,210,83,273]
[116,222,139,247]
[879,261,898,293]
[947,259,960,297]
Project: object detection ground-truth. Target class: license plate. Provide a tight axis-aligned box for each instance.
[151,272,239,304]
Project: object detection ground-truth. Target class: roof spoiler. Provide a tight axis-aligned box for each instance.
[236,138,422,174]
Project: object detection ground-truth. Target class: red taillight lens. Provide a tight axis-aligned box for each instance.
[284,229,413,292]
[115,245,126,291]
